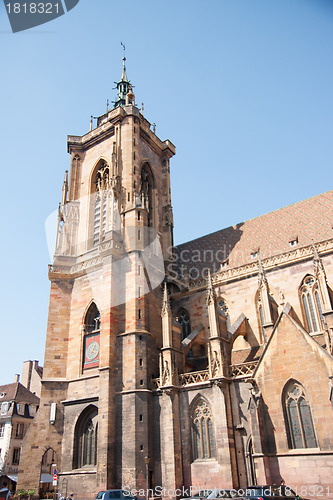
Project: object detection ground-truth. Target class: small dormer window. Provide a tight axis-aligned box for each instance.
[0,392,6,398]
[289,237,298,247]
[251,251,259,259]
[220,259,229,269]
[29,405,37,417]
[1,402,9,414]
[18,403,25,415]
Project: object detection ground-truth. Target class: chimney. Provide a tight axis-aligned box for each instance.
[14,374,20,383]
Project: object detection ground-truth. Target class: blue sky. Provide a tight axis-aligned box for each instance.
[0,0,333,383]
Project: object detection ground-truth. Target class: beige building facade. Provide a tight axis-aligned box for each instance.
[18,61,333,499]
[0,379,40,490]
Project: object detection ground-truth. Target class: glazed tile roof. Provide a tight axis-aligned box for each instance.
[231,345,265,365]
[0,383,40,404]
[174,190,333,276]
[312,333,326,349]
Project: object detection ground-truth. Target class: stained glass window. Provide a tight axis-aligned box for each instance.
[73,406,98,469]
[300,276,324,333]
[92,161,110,246]
[83,419,95,466]
[285,382,317,449]
[192,400,215,460]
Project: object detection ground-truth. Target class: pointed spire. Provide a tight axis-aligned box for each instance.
[121,56,128,82]
[161,282,170,317]
[61,170,68,207]
[120,41,127,80]
[114,44,132,108]
[206,270,215,305]
[257,251,268,287]
[111,141,117,178]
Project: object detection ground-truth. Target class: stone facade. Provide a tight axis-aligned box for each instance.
[18,62,333,500]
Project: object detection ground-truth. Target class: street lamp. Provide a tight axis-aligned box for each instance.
[144,456,150,500]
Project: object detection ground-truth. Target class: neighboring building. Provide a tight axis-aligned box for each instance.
[17,59,333,499]
[0,379,39,491]
[21,361,43,399]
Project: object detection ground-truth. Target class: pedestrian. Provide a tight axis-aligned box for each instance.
[0,481,11,500]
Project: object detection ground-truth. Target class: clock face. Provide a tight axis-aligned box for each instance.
[86,341,100,361]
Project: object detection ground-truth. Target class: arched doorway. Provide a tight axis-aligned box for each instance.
[39,448,57,499]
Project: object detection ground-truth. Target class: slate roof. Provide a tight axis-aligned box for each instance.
[174,190,333,277]
[0,383,40,405]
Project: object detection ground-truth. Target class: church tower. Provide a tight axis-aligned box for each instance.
[18,57,175,496]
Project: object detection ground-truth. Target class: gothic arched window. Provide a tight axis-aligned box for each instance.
[73,406,98,469]
[192,399,215,460]
[300,275,325,333]
[92,161,111,246]
[284,381,317,449]
[140,164,154,227]
[83,302,101,370]
[177,309,191,340]
[217,297,231,329]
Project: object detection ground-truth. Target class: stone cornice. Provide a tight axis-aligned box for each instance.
[62,396,98,406]
[213,237,333,285]
[67,123,115,153]
[140,127,175,158]
[49,239,123,280]
[173,238,333,296]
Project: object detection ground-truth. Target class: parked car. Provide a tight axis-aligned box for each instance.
[95,490,138,500]
[244,486,301,499]
[207,490,246,499]
[180,490,214,500]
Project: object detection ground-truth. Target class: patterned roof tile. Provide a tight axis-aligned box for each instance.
[174,190,333,278]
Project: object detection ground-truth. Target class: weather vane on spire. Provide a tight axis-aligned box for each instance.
[121,42,126,58]
[113,42,131,108]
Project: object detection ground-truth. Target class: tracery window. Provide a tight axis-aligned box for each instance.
[300,275,325,333]
[140,164,153,227]
[92,161,111,246]
[217,297,231,329]
[192,399,215,460]
[177,309,191,340]
[83,303,101,370]
[284,382,317,449]
[73,406,98,469]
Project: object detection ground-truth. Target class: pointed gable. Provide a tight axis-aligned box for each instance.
[252,310,333,453]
